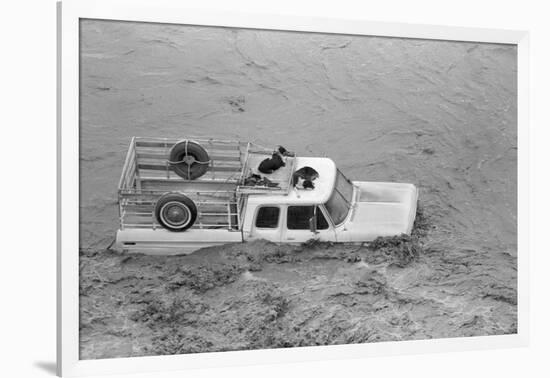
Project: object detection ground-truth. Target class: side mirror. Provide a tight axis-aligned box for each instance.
[309,216,317,233]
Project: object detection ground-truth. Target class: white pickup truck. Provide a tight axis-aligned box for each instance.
[115,137,418,255]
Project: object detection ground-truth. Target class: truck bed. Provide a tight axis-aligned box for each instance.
[117,137,296,232]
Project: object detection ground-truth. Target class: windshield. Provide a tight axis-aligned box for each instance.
[325,169,354,225]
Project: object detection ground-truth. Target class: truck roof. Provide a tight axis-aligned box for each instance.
[247,157,337,206]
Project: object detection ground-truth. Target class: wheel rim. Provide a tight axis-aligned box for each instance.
[159,201,191,229]
[181,154,196,165]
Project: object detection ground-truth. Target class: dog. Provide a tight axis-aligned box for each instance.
[292,166,319,189]
[258,149,286,174]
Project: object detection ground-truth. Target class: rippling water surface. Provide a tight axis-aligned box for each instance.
[79,20,517,358]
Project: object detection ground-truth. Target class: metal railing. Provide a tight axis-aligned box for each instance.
[117,137,296,231]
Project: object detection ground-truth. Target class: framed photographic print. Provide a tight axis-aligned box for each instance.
[58,0,529,376]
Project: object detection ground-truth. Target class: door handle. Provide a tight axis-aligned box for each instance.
[287,237,296,240]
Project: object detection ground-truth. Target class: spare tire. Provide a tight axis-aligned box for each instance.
[169,140,210,180]
[155,192,197,231]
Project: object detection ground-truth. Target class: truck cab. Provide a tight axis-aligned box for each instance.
[243,157,418,245]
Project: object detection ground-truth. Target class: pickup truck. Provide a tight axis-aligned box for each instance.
[115,137,419,255]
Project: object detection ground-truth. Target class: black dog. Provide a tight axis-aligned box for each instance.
[258,151,286,174]
[292,166,319,189]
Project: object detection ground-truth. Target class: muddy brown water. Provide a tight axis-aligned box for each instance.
[79,20,517,359]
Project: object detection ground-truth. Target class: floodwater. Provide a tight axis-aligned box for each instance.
[79,20,517,359]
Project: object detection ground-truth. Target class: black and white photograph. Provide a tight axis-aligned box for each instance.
[14,0,550,377]
[78,19,517,360]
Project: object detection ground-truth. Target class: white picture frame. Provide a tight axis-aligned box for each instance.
[58,0,529,376]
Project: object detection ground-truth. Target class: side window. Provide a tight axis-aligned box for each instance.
[287,206,329,230]
[255,207,280,228]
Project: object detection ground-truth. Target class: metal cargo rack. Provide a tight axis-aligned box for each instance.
[237,147,296,195]
[117,137,296,232]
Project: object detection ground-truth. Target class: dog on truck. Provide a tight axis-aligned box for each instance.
[258,146,289,174]
[292,166,319,190]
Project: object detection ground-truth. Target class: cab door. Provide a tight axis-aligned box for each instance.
[249,205,283,242]
[282,205,336,243]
